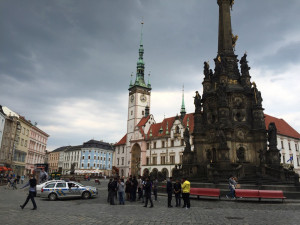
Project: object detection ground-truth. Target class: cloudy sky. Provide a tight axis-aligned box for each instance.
[1,0,300,151]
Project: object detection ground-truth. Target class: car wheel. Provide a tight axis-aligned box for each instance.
[82,191,91,199]
[49,193,57,201]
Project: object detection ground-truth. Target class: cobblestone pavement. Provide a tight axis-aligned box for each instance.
[1,180,300,225]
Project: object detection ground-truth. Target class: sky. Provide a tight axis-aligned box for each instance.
[1,0,300,151]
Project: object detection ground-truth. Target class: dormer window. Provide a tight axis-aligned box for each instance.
[176,126,180,134]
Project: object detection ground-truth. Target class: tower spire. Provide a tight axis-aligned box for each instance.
[180,85,186,119]
[131,21,149,89]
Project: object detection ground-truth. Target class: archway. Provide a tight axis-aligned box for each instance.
[143,168,149,177]
[131,143,141,176]
[161,168,169,179]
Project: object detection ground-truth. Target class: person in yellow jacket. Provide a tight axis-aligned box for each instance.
[181,177,190,209]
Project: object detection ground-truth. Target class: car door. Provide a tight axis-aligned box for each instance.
[55,182,68,198]
[68,182,81,197]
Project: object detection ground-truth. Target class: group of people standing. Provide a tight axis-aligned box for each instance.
[166,177,191,209]
[107,175,158,208]
[108,175,191,209]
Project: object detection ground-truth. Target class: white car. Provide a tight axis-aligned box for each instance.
[40,181,98,200]
[36,180,62,197]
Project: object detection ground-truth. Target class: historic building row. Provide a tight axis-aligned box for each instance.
[48,139,114,176]
[114,24,300,178]
[0,105,49,175]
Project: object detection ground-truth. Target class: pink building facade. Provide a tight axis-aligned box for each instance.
[25,126,49,174]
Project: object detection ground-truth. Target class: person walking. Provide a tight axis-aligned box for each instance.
[20,174,37,210]
[166,177,173,207]
[174,179,181,207]
[226,175,237,200]
[143,177,153,208]
[152,177,158,201]
[117,178,125,205]
[181,177,190,209]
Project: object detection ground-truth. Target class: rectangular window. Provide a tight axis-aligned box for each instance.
[181,139,184,146]
[162,141,165,148]
[152,156,157,165]
[281,141,284,149]
[296,144,298,151]
[288,142,291,150]
[87,163,90,168]
[98,156,100,160]
[94,156,96,159]
[161,156,165,164]
[146,157,149,165]
[170,155,175,164]
[122,157,124,165]
[283,154,286,163]
[24,140,27,147]
[122,147,124,153]
[171,140,174,147]
[180,153,183,164]
[154,142,156,149]
[297,157,300,166]
[117,158,119,165]
[118,148,120,154]
[147,143,150,150]
[142,110,144,116]
[88,156,90,159]
[82,156,85,159]
[94,163,95,167]
[97,164,99,167]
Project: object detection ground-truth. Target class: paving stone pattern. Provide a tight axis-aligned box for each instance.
[1,180,300,225]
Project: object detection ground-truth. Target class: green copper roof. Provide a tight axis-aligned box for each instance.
[130,22,150,89]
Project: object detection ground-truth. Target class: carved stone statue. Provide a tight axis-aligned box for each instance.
[230,0,235,10]
[220,55,227,74]
[206,149,212,162]
[257,149,265,165]
[268,122,277,150]
[183,127,191,152]
[236,147,245,162]
[194,91,202,113]
[240,53,251,75]
[204,61,210,79]
[217,83,227,106]
[217,128,227,149]
[256,91,263,107]
[232,34,238,50]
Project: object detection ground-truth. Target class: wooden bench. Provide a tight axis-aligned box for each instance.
[190,188,221,199]
[235,189,286,202]
[235,189,260,198]
[259,190,286,202]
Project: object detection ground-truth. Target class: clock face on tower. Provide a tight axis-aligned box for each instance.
[130,95,134,103]
[140,94,147,102]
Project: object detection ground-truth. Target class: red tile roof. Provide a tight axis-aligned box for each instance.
[146,114,194,139]
[265,114,300,139]
[115,134,127,146]
[137,115,150,127]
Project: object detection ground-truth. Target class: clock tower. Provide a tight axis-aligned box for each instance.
[126,22,151,175]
